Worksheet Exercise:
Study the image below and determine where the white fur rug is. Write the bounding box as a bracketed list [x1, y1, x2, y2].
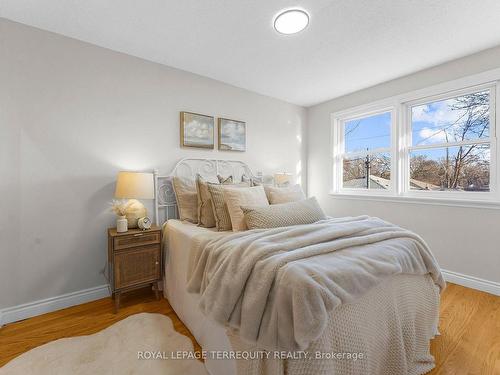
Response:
[0, 313, 208, 375]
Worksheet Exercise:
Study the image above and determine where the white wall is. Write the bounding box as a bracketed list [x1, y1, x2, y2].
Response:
[0, 19, 307, 310]
[308, 46, 500, 284]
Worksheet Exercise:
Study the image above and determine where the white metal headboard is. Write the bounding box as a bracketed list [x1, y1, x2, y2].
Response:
[154, 158, 259, 225]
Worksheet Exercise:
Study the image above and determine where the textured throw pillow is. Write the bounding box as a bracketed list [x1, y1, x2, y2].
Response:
[207, 179, 250, 231]
[195, 174, 218, 228]
[264, 184, 305, 204]
[172, 177, 198, 223]
[217, 175, 233, 184]
[207, 183, 233, 231]
[242, 197, 326, 229]
[223, 185, 269, 231]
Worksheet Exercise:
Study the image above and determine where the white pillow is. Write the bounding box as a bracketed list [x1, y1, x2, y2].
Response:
[264, 184, 305, 204]
[223, 185, 269, 231]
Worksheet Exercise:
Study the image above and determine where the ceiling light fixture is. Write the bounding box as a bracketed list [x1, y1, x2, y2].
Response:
[274, 9, 309, 35]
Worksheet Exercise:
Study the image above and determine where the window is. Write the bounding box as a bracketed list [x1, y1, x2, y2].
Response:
[409, 90, 491, 192]
[331, 80, 498, 204]
[334, 110, 394, 192]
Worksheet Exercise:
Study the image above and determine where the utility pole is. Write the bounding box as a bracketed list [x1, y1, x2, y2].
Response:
[365, 154, 371, 189]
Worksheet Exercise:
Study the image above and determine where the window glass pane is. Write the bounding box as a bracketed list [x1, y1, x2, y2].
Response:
[410, 145, 490, 191]
[343, 153, 391, 189]
[344, 112, 391, 153]
[411, 90, 490, 146]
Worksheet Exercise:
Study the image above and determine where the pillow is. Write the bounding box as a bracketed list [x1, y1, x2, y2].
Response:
[264, 184, 305, 204]
[241, 174, 262, 186]
[223, 185, 269, 231]
[242, 197, 326, 229]
[172, 177, 198, 223]
[207, 180, 251, 231]
[207, 183, 233, 231]
[217, 175, 233, 184]
[195, 174, 218, 228]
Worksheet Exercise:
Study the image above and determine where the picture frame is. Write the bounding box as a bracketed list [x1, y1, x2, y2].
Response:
[218, 118, 246, 152]
[180, 111, 215, 149]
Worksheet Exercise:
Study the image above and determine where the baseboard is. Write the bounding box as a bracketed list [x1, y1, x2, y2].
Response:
[441, 269, 500, 296]
[0, 284, 110, 326]
[1, 269, 499, 326]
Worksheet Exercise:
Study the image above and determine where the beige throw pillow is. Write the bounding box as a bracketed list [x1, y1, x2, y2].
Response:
[207, 180, 251, 231]
[223, 185, 269, 231]
[172, 177, 198, 223]
[264, 184, 305, 204]
[196, 174, 218, 228]
[207, 183, 233, 231]
[242, 197, 326, 229]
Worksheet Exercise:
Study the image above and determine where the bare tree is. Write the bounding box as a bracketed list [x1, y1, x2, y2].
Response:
[446, 92, 489, 189]
[410, 92, 490, 191]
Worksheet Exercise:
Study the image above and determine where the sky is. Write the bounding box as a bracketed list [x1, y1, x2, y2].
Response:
[344, 92, 490, 160]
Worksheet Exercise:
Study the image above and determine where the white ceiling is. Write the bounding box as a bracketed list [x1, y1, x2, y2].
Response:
[2, 0, 500, 107]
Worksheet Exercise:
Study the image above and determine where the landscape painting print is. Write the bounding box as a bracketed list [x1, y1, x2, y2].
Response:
[180, 112, 214, 149]
[218, 118, 246, 151]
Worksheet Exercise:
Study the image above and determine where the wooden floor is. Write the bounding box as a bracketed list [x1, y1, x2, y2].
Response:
[0, 284, 499, 374]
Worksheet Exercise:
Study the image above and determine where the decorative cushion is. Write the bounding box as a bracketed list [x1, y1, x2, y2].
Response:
[207, 183, 233, 231]
[242, 197, 326, 229]
[223, 185, 269, 231]
[207, 179, 251, 231]
[217, 175, 233, 184]
[195, 174, 219, 228]
[264, 184, 305, 204]
[172, 177, 198, 223]
[241, 174, 262, 186]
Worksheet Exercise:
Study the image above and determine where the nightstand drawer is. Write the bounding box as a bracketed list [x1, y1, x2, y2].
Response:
[114, 245, 161, 289]
[113, 231, 160, 250]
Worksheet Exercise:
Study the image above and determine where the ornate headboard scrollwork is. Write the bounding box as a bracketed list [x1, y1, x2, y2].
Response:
[154, 158, 260, 225]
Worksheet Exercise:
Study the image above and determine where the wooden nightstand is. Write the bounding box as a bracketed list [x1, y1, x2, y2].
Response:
[107, 226, 162, 313]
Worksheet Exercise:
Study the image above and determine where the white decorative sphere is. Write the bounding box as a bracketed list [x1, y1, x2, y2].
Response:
[124, 199, 147, 228]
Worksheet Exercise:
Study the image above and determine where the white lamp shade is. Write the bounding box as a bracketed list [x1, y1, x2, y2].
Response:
[114, 172, 154, 199]
[274, 172, 292, 186]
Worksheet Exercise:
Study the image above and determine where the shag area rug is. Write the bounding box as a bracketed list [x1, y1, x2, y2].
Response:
[0, 313, 208, 375]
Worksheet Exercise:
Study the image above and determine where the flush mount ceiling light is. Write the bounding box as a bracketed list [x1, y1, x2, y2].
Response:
[274, 9, 309, 35]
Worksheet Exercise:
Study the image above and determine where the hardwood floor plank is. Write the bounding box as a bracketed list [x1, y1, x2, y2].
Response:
[1, 283, 499, 373]
[0, 287, 202, 367]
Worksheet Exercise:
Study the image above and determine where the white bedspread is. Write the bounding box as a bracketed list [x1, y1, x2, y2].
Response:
[187, 216, 445, 352]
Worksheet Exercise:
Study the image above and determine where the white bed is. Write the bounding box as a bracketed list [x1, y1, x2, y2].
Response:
[157, 159, 443, 375]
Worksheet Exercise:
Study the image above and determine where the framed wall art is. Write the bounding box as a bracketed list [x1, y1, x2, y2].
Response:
[218, 118, 246, 152]
[180, 111, 215, 149]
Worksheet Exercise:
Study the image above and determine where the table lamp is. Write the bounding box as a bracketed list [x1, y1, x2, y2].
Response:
[114, 171, 154, 229]
[274, 172, 292, 187]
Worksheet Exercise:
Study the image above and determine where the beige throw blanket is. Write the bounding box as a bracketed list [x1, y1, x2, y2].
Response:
[187, 216, 445, 351]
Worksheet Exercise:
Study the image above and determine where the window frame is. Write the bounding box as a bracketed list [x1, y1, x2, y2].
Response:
[332, 104, 397, 196]
[402, 84, 496, 201]
[330, 75, 500, 206]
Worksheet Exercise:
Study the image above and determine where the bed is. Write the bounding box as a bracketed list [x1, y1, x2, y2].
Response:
[155, 158, 444, 375]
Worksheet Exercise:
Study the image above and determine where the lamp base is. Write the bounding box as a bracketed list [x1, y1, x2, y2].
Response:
[124, 199, 147, 228]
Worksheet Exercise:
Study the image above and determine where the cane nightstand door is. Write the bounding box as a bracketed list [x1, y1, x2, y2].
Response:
[114, 245, 161, 289]
[108, 226, 162, 313]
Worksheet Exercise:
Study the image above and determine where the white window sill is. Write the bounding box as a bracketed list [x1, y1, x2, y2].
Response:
[328, 192, 500, 210]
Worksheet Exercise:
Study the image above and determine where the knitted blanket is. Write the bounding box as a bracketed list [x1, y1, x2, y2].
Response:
[187, 216, 445, 352]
